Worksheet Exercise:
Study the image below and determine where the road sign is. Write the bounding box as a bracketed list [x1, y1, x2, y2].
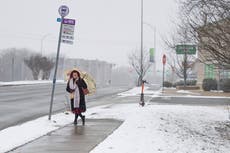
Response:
[58, 5, 69, 17]
[61, 18, 75, 45]
[176, 45, 196, 54]
[149, 48, 155, 63]
[162, 54, 166, 65]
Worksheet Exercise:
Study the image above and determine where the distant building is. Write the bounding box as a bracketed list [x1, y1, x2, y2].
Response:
[0, 54, 113, 87]
[196, 18, 230, 87]
[56, 58, 113, 87]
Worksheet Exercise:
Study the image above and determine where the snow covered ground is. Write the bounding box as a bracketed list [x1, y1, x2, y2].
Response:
[89, 104, 230, 153]
[0, 112, 73, 153]
[177, 90, 198, 94]
[0, 80, 65, 86]
[117, 86, 161, 97]
[1, 104, 229, 153]
[0, 86, 229, 153]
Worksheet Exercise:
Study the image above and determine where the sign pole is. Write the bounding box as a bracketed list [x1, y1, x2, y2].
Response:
[49, 5, 69, 120]
[48, 16, 64, 120]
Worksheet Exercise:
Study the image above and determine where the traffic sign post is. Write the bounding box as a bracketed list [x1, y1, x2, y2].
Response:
[162, 54, 166, 93]
[176, 45, 196, 55]
[49, 5, 70, 120]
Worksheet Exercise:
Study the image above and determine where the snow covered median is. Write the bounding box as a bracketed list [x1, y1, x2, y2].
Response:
[0, 80, 65, 86]
[89, 104, 230, 153]
[117, 86, 161, 97]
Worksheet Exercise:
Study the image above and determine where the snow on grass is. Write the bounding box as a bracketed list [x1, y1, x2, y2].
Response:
[118, 86, 161, 97]
[89, 104, 230, 153]
[177, 90, 197, 94]
[211, 90, 224, 93]
[0, 80, 65, 86]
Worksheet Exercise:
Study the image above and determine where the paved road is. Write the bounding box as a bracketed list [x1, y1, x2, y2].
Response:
[0, 83, 130, 130]
[150, 96, 230, 106]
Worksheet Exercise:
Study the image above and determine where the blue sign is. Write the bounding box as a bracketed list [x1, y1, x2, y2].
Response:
[57, 18, 62, 22]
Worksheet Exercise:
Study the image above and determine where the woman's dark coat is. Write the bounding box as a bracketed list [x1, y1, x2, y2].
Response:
[66, 78, 87, 113]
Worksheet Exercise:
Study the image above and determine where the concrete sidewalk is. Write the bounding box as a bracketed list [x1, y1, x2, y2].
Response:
[9, 119, 122, 153]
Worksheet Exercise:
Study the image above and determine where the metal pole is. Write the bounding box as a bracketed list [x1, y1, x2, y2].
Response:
[40, 34, 50, 55]
[162, 64, 165, 93]
[154, 27, 156, 55]
[183, 51, 187, 88]
[153, 26, 156, 75]
[140, 0, 144, 83]
[48, 17, 63, 120]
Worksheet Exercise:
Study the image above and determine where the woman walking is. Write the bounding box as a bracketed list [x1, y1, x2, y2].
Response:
[66, 70, 88, 125]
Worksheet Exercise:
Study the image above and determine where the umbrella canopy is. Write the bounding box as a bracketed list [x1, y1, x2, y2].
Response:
[65, 68, 96, 95]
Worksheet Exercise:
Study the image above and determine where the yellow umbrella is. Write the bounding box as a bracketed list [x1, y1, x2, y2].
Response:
[66, 68, 96, 95]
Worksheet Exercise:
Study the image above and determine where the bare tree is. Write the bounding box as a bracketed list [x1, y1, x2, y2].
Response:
[40, 56, 55, 80]
[24, 54, 42, 80]
[128, 49, 151, 86]
[164, 21, 197, 87]
[167, 51, 196, 86]
[24, 54, 54, 80]
[0, 48, 31, 81]
[179, 0, 230, 68]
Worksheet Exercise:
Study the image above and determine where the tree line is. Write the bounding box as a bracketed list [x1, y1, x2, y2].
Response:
[0, 48, 54, 81]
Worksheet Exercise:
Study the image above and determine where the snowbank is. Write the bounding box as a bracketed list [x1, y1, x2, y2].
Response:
[118, 86, 161, 97]
[0, 80, 65, 86]
[177, 90, 196, 94]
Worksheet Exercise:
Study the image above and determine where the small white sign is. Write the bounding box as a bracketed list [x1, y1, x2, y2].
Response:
[61, 18, 75, 45]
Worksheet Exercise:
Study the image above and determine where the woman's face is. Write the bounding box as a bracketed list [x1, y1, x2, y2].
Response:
[72, 72, 79, 79]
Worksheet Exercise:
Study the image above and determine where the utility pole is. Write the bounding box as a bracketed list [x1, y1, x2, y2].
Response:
[40, 34, 50, 55]
[140, 0, 144, 85]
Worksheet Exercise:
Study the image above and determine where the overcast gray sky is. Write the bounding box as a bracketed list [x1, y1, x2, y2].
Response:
[0, 0, 178, 67]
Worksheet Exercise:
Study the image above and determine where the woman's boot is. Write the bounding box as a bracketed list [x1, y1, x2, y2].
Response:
[82, 116, 85, 126]
[74, 114, 78, 125]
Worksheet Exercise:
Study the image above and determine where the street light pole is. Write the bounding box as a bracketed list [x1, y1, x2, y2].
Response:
[40, 34, 50, 55]
[140, 0, 144, 83]
[143, 22, 156, 50]
[143, 22, 156, 76]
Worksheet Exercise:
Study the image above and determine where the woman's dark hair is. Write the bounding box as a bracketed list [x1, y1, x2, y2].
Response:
[70, 70, 81, 78]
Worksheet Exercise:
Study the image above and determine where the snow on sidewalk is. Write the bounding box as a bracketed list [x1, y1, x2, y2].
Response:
[0, 80, 65, 86]
[89, 104, 230, 153]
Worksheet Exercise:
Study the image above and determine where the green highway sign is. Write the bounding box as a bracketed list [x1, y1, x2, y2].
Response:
[176, 45, 196, 55]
